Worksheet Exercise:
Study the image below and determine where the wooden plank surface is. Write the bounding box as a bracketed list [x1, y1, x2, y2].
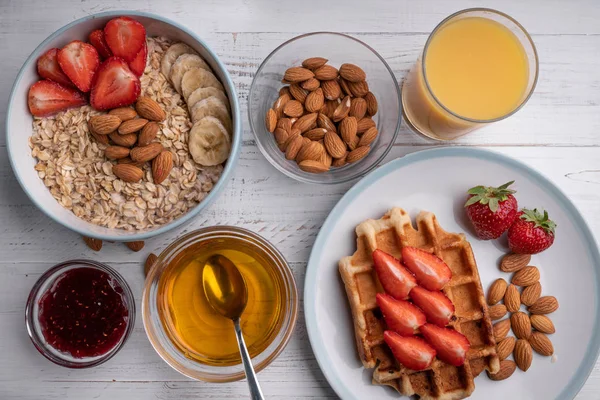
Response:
[1, 0, 599, 399]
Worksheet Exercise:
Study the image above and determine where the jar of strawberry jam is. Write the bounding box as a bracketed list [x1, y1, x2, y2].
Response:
[25, 260, 135, 368]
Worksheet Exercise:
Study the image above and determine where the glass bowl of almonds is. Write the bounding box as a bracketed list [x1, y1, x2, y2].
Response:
[249, 32, 402, 184]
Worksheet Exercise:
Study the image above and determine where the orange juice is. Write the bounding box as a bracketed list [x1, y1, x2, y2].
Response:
[402, 10, 537, 140]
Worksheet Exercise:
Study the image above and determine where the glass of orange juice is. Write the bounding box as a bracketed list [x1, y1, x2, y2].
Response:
[402, 8, 538, 140]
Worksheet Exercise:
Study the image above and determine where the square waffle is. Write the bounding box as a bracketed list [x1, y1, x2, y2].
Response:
[339, 208, 500, 400]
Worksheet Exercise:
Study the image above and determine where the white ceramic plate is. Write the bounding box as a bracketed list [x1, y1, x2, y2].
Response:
[305, 147, 600, 400]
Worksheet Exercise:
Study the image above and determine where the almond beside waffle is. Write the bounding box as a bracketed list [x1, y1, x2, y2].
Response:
[266, 58, 379, 173]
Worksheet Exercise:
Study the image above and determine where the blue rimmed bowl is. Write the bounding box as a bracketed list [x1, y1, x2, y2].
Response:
[6, 11, 241, 241]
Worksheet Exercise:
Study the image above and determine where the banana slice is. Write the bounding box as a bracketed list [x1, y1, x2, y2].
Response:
[181, 68, 224, 102]
[189, 96, 232, 133]
[170, 54, 212, 94]
[189, 116, 231, 166]
[160, 43, 198, 80]
[188, 87, 230, 112]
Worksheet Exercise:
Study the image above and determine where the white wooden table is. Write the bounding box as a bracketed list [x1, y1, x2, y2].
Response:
[1, 1, 600, 399]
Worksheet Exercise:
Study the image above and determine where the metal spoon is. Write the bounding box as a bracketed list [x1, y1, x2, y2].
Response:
[202, 254, 265, 400]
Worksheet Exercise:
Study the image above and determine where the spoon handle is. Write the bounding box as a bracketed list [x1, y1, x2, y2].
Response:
[233, 318, 265, 400]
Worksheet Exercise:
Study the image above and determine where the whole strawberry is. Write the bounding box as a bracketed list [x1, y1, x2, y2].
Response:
[508, 208, 556, 254]
[464, 181, 518, 239]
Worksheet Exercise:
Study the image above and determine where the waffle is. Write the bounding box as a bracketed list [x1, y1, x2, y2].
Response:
[339, 208, 499, 400]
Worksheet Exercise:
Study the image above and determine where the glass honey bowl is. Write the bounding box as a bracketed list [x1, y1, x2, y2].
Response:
[142, 226, 298, 382]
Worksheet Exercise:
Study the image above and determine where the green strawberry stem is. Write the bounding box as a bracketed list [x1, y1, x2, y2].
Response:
[520, 208, 557, 234]
[464, 181, 516, 212]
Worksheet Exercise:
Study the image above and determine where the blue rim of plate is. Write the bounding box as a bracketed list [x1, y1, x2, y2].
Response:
[304, 146, 600, 400]
[5, 10, 242, 241]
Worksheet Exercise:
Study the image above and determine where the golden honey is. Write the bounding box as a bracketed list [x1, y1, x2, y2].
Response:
[156, 238, 286, 366]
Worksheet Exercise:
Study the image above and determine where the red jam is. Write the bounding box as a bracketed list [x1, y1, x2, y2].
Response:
[38, 267, 129, 358]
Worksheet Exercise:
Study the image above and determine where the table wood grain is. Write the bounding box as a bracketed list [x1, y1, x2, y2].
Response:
[1, 1, 599, 399]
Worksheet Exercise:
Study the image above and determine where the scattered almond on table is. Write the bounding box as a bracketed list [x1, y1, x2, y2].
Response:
[265, 58, 379, 173]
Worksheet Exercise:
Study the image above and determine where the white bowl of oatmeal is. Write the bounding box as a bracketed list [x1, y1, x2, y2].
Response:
[6, 11, 241, 241]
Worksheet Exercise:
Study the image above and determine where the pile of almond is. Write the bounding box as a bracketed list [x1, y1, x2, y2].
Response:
[265, 57, 379, 173]
[88, 96, 173, 184]
[487, 253, 559, 381]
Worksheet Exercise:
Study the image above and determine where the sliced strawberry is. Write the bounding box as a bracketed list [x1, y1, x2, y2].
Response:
[410, 286, 455, 327]
[128, 41, 147, 77]
[90, 57, 140, 110]
[89, 29, 112, 59]
[104, 17, 146, 62]
[372, 249, 417, 300]
[420, 324, 470, 367]
[57, 40, 100, 92]
[401, 247, 452, 291]
[383, 331, 436, 371]
[37, 48, 75, 88]
[28, 80, 87, 117]
[377, 293, 425, 336]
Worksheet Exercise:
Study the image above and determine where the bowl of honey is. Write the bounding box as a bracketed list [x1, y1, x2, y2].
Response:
[142, 226, 298, 382]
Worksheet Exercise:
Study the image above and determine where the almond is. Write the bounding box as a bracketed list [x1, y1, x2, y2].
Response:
[319, 148, 332, 167]
[83, 236, 102, 251]
[304, 128, 327, 141]
[90, 129, 109, 145]
[289, 84, 308, 103]
[358, 127, 378, 146]
[332, 151, 347, 166]
[314, 64, 338, 80]
[324, 131, 346, 159]
[266, 108, 277, 132]
[348, 80, 369, 97]
[273, 93, 291, 117]
[349, 97, 367, 119]
[130, 142, 164, 163]
[364, 91, 378, 115]
[529, 296, 559, 315]
[105, 146, 130, 160]
[339, 116, 358, 145]
[109, 107, 137, 121]
[89, 115, 121, 135]
[145, 253, 158, 276]
[277, 118, 293, 133]
[118, 118, 148, 135]
[493, 319, 511, 342]
[504, 284, 521, 313]
[500, 253, 530, 272]
[521, 282, 542, 306]
[339, 78, 353, 97]
[512, 266, 540, 287]
[138, 122, 159, 147]
[283, 100, 304, 118]
[332, 95, 351, 122]
[317, 113, 337, 132]
[529, 331, 554, 356]
[294, 113, 318, 133]
[279, 86, 291, 97]
[274, 128, 289, 145]
[298, 160, 329, 173]
[136, 96, 166, 121]
[296, 141, 321, 163]
[126, 241, 145, 252]
[324, 100, 339, 119]
[339, 63, 366, 82]
[514, 339, 533, 371]
[530, 314, 555, 334]
[496, 336, 516, 361]
[285, 135, 304, 160]
[487, 360, 516, 381]
[302, 57, 328, 70]
[109, 132, 137, 147]
[489, 304, 507, 321]
[305, 88, 325, 113]
[357, 117, 376, 133]
[284, 67, 314, 83]
[117, 157, 144, 167]
[152, 150, 173, 184]
[112, 164, 143, 183]
[348, 135, 360, 151]
[511, 311, 532, 339]
[346, 146, 370, 163]
[487, 278, 508, 305]
[321, 79, 342, 100]
[301, 78, 321, 91]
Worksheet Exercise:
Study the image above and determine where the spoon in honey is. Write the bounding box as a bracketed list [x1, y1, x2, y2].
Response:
[202, 254, 265, 400]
